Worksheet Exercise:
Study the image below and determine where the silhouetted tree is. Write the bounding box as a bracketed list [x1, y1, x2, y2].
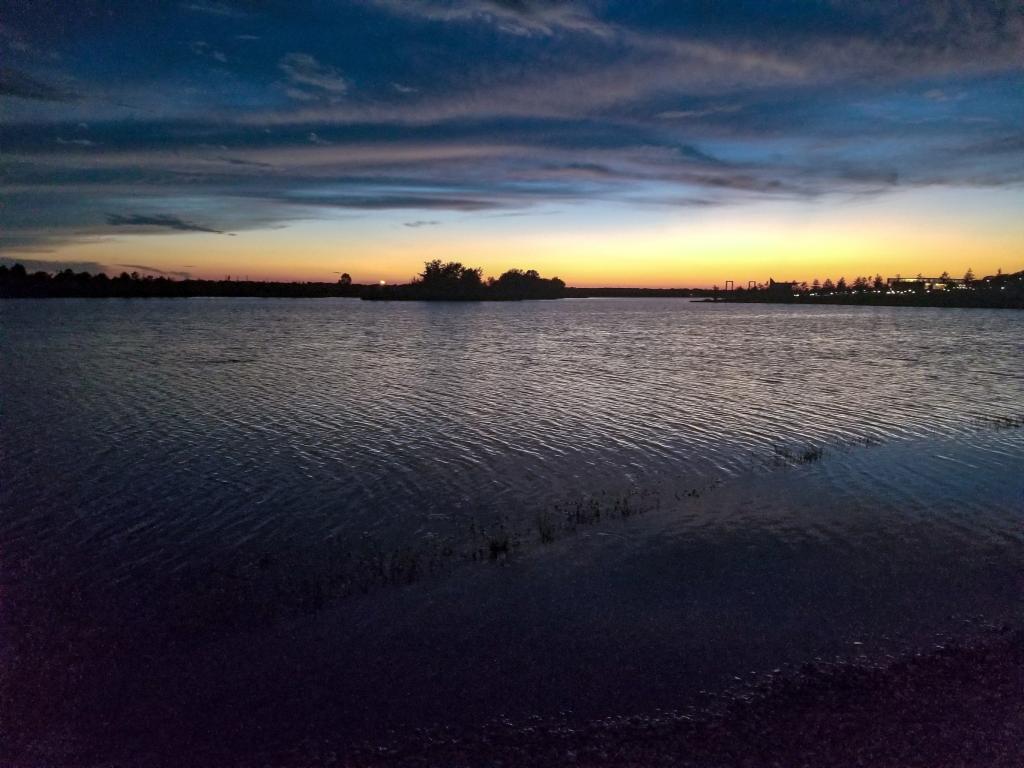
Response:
[460, 266, 483, 288]
[338, 272, 352, 286]
[412, 260, 485, 299]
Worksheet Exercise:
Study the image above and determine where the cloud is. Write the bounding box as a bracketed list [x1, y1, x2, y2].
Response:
[285, 87, 319, 102]
[366, 0, 612, 37]
[262, 0, 1023, 129]
[279, 53, 348, 98]
[284, 195, 505, 211]
[190, 41, 229, 63]
[181, 2, 250, 19]
[3, 0, 1023, 256]
[403, 220, 440, 227]
[0, 68, 75, 102]
[658, 105, 742, 120]
[116, 263, 193, 278]
[217, 155, 274, 168]
[105, 213, 229, 234]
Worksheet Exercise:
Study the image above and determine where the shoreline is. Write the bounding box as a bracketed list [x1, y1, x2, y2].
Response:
[4, 291, 1022, 308]
[706, 294, 1024, 309]
[335, 626, 1023, 768]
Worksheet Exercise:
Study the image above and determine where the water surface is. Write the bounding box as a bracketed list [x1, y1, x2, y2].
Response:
[2, 298, 1022, 763]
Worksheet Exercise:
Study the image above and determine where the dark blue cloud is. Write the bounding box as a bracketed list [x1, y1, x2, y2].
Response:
[0, 69, 76, 102]
[105, 213, 230, 234]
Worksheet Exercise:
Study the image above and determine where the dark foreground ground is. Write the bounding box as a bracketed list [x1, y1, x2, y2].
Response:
[273, 627, 1022, 768]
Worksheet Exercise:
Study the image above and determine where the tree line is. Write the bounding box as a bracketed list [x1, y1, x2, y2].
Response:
[0, 260, 565, 301]
[738, 268, 989, 294]
[0, 264, 360, 299]
[720, 267, 1024, 308]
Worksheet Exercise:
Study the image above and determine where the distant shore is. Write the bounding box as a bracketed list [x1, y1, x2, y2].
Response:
[707, 288, 1023, 309]
[0, 262, 712, 301]
[702, 270, 1024, 308]
[2, 261, 1021, 307]
[5, 283, 1020, 307]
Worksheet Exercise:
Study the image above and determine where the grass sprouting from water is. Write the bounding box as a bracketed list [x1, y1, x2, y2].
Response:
[162, 415, 1024, 632]
[977, 414, 1024, 431]
[772, 443, 825, 466]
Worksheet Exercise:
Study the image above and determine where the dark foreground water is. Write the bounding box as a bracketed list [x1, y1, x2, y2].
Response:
[2, 298, 1022, 765]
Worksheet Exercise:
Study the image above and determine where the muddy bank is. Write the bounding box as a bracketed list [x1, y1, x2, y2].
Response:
[332, 627, 1022, 768]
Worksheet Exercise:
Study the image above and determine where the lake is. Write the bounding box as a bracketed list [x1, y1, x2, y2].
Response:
[2, 298, 1022, 764]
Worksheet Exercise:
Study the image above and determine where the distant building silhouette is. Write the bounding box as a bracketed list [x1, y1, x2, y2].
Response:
[767, 278, 796, 297]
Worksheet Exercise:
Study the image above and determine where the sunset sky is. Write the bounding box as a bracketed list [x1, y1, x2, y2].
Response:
[2, 1, 1022, 287]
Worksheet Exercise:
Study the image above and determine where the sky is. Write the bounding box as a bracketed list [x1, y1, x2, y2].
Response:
[1, 0, 1022, 287]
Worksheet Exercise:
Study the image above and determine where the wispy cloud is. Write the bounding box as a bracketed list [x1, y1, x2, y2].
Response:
[106, 213, 230, 234]
[279, 53, 348, 100]
[658, 105, 742, 120]
[180, 1, 250, 19]
[0, 68, 75, 102]
[285, 195, 505, 211]
[116, 263, 193, 277]
[366, 0, 612, 37]
[403, 220, 440, 227]
[190, 41, 228, 63]
[217, 155, 274, 168]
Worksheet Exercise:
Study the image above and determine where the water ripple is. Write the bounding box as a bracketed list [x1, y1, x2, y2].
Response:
[2, 298, 1022, 586]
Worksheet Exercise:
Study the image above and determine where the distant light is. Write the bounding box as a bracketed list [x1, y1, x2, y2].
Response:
[379, 280, 386, 285]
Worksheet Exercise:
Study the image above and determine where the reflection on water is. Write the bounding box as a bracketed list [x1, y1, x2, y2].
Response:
[1, 298, 1022, 763]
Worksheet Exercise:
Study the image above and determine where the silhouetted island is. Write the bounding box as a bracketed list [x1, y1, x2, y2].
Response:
[362, 260, 566, 301]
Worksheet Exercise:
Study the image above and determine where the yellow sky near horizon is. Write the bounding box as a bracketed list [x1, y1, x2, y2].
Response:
[21, 187, 1023, 288]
